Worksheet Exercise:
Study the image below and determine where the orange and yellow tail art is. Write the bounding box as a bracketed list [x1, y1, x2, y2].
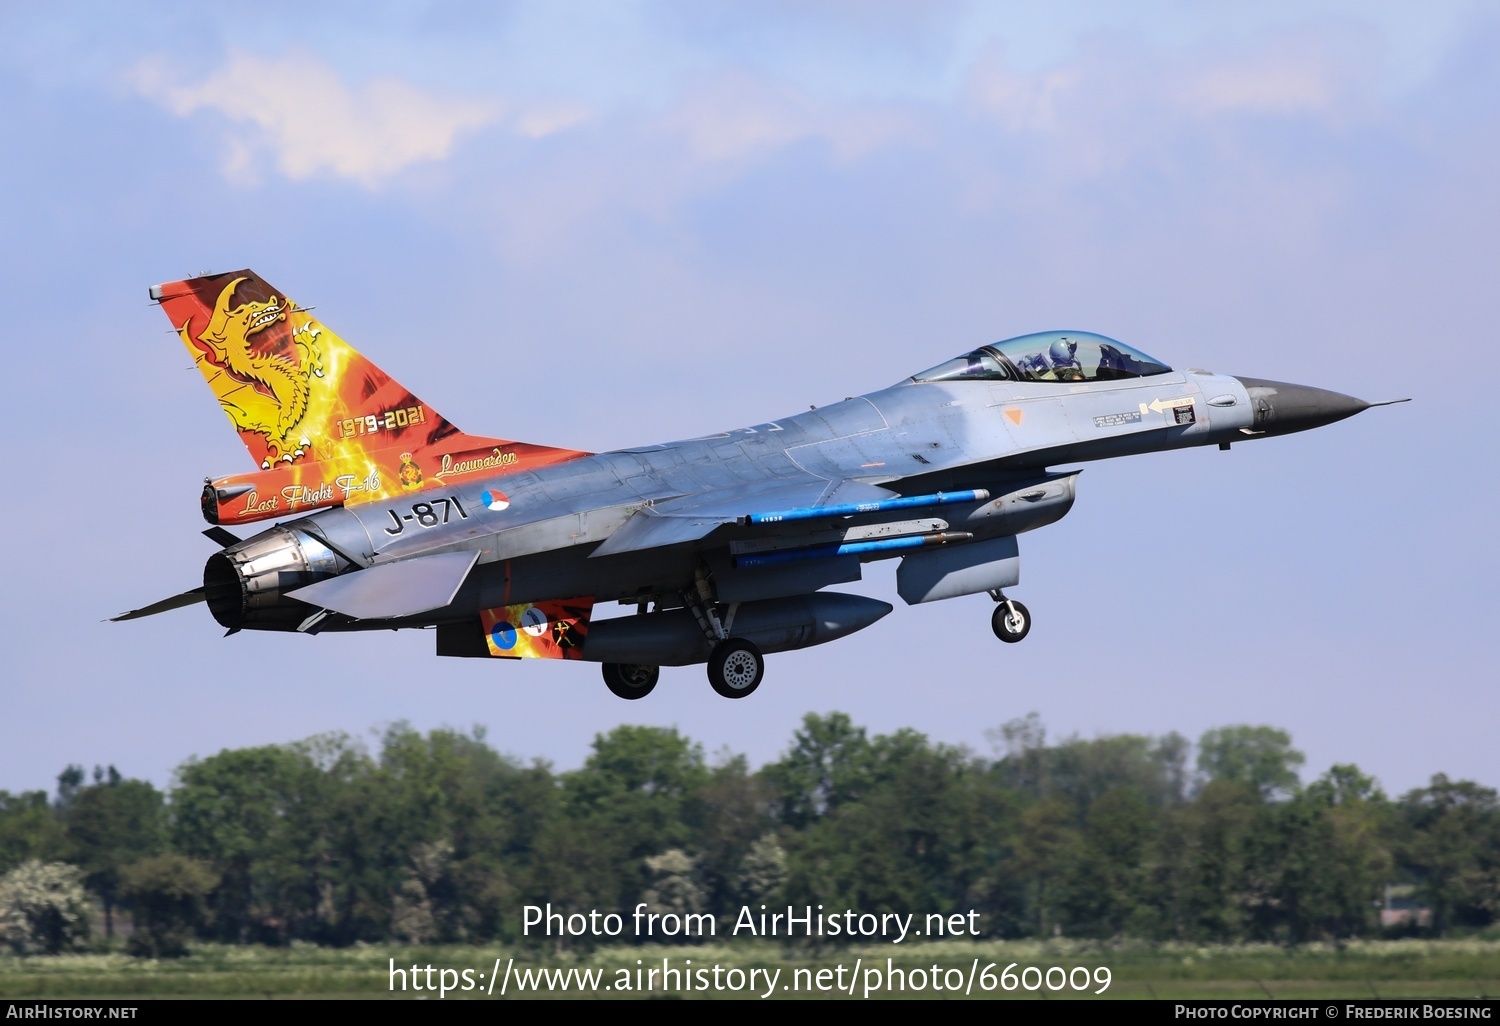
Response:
[152, 270, 589, 525]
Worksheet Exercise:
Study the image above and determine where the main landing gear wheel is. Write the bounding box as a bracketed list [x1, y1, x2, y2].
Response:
[991, 600, 1031, 643]
[602, 663, 659, 700]
[707, 639, 764, 699]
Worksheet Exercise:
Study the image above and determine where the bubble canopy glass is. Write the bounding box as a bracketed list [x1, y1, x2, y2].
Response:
[912, 331, 1172, 384]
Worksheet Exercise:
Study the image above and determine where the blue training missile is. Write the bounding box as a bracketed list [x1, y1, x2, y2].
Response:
[734, 531, 974, 568]
[739, 489, 991, 526]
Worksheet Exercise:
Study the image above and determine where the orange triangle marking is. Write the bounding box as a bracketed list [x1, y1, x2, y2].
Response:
[1004, 408, 1024, 426]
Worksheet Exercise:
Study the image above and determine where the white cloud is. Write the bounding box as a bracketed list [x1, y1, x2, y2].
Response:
[515, 104, 594, 139]
[130, 51, 499, 186]
[967, 55, 1080, 132]
[1186, 47, 1344, 116]
[663, 71, 913, 164]
[954, 30, 1378, 194]
[967, 32, 1366, 133]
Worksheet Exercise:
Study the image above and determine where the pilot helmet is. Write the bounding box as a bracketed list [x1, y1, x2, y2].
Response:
[1048, 336, 1078, 365]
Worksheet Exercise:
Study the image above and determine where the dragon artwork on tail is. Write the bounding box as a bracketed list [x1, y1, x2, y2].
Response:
[153, 268, 590, 526]
[182, 277, 325, 468]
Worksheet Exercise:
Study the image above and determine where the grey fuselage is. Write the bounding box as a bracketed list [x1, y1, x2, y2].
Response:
[248, 366, 1267, 632]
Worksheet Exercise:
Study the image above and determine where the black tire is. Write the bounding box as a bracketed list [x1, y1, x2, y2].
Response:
[707, 639, 764, 699]
[602, 663, 659, 700]
[991, 600, 1031, 643]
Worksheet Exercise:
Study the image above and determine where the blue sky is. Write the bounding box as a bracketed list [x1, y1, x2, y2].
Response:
[1, 2, 1495, 796]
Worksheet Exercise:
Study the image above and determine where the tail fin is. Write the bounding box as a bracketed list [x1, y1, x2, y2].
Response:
[153, 270, 589, 525]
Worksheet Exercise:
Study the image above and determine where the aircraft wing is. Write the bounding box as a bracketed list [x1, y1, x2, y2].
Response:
[590, 478, 897, 557]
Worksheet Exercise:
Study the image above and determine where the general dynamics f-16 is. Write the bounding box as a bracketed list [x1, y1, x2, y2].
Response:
[116, 270, 1404, 699]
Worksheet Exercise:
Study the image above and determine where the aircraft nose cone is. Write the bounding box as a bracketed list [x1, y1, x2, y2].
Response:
[1233, 377, 1371, 436]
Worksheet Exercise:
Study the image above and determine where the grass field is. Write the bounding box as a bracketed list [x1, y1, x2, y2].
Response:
[2, 940, 1497, 999]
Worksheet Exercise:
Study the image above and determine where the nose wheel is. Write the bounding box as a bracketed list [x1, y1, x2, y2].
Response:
[708, 638, 764, 698]
[602, 662, 659, 700]
[991, 597, 1031, 643]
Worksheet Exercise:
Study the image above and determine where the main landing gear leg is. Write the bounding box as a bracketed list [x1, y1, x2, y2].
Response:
[683, 572, 763, 699]
[989, 590, 1031, 644]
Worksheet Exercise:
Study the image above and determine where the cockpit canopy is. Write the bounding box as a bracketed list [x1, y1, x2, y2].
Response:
[912, 331, 1172, 385]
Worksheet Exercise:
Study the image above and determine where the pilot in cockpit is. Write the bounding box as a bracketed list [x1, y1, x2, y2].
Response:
[1048, 336, 1084, 381]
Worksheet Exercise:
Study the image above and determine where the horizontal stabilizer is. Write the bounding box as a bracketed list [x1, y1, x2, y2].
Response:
[110, 587, 205, 622]
[287, 550, 479, 620]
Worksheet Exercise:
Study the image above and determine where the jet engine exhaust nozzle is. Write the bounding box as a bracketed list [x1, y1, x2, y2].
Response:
[203, 525, 347, 630]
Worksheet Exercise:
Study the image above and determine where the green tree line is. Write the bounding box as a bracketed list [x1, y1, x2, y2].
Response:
[1, 715, 1495, 955]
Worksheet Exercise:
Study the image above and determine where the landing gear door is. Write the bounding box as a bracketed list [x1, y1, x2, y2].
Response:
[896, 535, 1020, 605]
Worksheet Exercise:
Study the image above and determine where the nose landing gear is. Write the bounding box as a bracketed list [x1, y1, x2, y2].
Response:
[990, 592, 1031, 643]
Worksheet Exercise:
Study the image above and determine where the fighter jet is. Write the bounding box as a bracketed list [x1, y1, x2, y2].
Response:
[116, 269, 1405, 699]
